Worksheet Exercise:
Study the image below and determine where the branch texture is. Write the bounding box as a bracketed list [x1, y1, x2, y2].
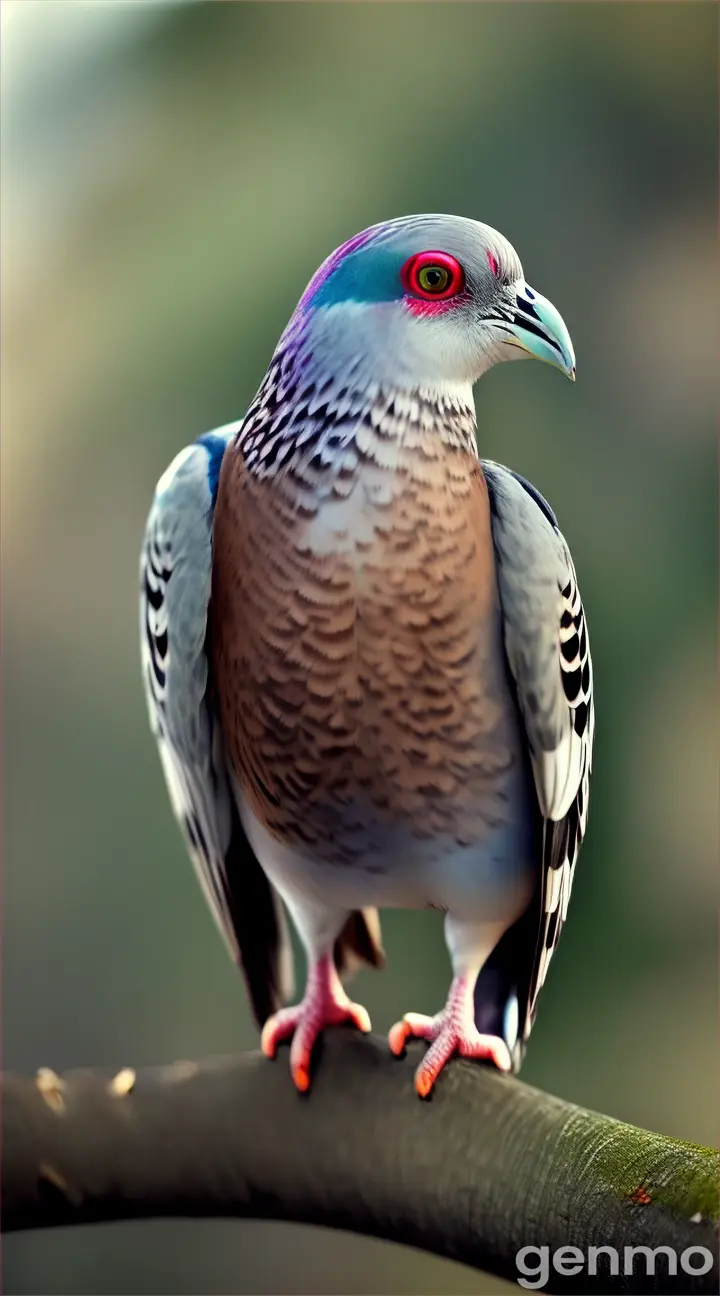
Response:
[2, 1034, 718, 1294]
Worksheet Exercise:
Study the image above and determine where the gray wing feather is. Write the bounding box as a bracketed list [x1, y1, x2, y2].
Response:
[140, 431, 294, 1020]
[483, 460, 594, 1051]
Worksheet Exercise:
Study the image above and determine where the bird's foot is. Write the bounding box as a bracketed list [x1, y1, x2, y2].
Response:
[389, 974, 511, 1097]
[261, 953, 371, 1093]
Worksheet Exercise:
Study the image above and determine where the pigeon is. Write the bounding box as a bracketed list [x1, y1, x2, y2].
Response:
[140, 215, 593, 1098]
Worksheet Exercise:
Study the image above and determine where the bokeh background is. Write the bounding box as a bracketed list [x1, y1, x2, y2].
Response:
[2, 3, 717, 1294]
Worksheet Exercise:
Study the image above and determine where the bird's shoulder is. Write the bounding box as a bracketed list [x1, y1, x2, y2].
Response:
[481, 459, 559, 533]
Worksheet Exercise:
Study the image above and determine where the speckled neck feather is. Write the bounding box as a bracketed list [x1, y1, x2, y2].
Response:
[235, 324, 479, 495]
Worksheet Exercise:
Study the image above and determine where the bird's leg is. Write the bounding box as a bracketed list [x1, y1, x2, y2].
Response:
[261, 896, 371, 1093]
[389, 915, 512, 1097]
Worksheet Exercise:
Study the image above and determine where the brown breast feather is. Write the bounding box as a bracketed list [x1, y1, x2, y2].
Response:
[211, 413, 518, 862]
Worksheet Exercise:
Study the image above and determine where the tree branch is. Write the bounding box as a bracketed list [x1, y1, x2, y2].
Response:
[2, 1034, 717, 1294]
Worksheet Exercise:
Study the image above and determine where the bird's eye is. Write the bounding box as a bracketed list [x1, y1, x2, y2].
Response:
[401, 251, 465, 301]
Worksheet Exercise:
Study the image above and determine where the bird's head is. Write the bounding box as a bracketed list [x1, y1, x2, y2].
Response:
[291, 214, 575, 392]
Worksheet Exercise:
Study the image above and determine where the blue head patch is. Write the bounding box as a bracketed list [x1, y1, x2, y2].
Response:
[309, 245, 407, 308]
[298, 223, 411, 311]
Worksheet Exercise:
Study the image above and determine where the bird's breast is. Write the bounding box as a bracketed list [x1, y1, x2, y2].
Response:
[211, 432, 527, 865]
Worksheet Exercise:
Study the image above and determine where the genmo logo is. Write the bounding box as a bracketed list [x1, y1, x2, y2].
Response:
[515, 1243, 715, 1289]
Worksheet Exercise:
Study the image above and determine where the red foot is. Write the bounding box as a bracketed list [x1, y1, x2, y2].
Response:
[261, 953, 371, 1092]
[389, 976, 511, 1097]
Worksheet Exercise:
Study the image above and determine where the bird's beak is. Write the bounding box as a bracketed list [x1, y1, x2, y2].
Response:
[503, 283, 576, 380]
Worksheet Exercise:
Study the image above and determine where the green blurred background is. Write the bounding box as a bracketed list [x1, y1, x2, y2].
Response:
[2, 3, 717, 1293]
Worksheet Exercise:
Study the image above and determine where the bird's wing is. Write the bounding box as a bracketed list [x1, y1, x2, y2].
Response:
[140, 424, 294, 1025]
[481, 460, 594, 1063]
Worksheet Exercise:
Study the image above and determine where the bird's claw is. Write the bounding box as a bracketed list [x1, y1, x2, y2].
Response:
[262, 958, 371, 1093]
[389, 1010, 511, 1097]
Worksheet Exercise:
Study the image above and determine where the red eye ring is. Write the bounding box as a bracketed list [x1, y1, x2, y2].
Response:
[401, 251, 465, 301]
[487, 251, 500, 277]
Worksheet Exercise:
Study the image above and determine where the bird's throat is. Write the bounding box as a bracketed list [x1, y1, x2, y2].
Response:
[236, 337, 478, 489]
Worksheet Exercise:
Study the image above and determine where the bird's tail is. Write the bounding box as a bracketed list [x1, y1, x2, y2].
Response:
[334, 907, 385, 979]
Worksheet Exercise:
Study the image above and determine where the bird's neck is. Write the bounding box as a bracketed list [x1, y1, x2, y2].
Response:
[238, 331, 478, 481]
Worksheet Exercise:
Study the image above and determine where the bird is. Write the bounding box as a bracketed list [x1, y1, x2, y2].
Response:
[140, 214, 593, 1099]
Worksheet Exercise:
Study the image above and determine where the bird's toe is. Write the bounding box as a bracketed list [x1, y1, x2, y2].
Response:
[388, 1013, 437, 1056]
